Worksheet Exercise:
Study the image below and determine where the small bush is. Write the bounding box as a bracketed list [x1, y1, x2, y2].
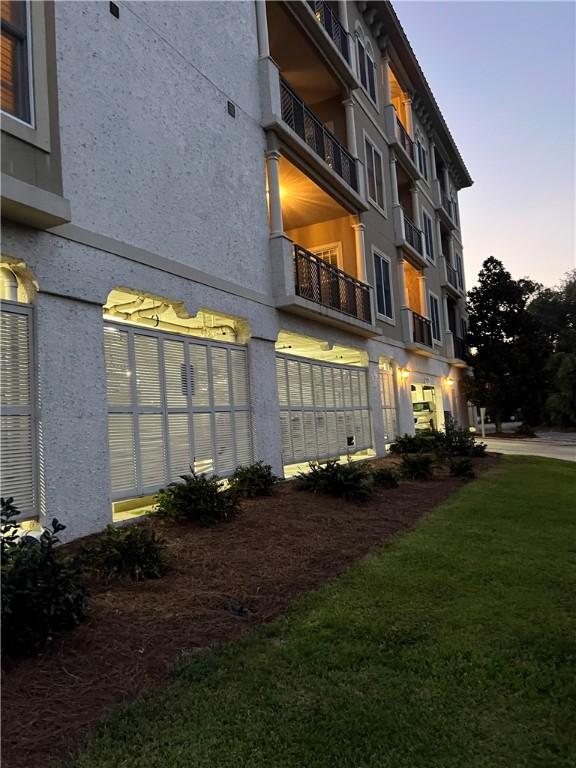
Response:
[155, 470, 239, 527]
[229, 461, 278, 498]
[515, 423, 537, 438]
[400, 454, 434, 481]
[471, 442, 488, 457]
[1, 497, 88, 658]
[448, 457, 475, 479]
[80, 524, 167, 582]
[372, 466, 399, 489]
[389, 432, 442, 455]
[297, 460, 374, 502]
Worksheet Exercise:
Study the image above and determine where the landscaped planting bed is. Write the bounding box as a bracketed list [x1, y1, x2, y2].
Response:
[1, 455, 497, 768]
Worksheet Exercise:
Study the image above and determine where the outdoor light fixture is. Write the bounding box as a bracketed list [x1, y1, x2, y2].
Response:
[399, 368, 409, 380]
[446, 376, 454, 387]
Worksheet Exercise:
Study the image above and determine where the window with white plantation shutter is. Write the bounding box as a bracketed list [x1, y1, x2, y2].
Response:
[0, 303, 37, 519]
[276, 354, 372, 465]
[379, 361, 398, 444]
[104, 324, 253, 500]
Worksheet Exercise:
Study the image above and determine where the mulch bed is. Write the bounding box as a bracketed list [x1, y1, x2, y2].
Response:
[2, 455, 500, 768]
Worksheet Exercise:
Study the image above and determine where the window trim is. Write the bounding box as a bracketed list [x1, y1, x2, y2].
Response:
[1, 0, 51, 152]
[421, 208, 435, 263]
[428, 290, 442, 343]
[311, 242, 343, 270]
[363, 132, 386, 216]
[372, 247, 395, 324]
[355, 26, 378, 108]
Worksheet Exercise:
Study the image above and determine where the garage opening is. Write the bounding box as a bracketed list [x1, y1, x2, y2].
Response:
[410, 381, 445, 432]
[103, 290, 253, 519]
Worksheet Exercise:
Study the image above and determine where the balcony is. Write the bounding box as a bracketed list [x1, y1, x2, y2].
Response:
[412, 311, 433, 347]
[293, 244, 371, 323]
[445, 331, 468, 367]
[383, 105, 420, 178]
[393, 206, 427, 267]
[401, 307, 434, 355]
[280, 79, 358, 192]
[307, 0, 350, 64]
[431, 179, 456, 228]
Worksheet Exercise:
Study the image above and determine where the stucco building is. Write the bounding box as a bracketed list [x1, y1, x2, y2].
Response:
[1, 0, 473, 539]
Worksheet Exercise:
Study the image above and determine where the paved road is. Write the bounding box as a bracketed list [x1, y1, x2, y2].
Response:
[481, 436, 576, 463]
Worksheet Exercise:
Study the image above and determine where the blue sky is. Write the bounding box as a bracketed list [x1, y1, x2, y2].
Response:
[393, 0, 575, 288]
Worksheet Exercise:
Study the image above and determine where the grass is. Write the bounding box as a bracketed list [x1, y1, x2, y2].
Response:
[67, 457, 576, 768]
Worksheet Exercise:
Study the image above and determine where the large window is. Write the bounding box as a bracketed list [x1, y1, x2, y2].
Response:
[276, 355, 372, 465]
[356, 36, 377, 104]
[1, 0, 31, 124]
[373, 250, 393, 321]
[364, 136, 385, 211]
[104, 325, 253, 499]
[429, 292, 442, 342]
[422, 210, 435, 262]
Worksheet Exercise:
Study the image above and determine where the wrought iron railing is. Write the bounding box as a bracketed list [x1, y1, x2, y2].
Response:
[293, 244, 372, 323]
[396, 117, 415, 163]
[307, 0, 351, 63]
[453, 336, 467, 361]
[280, 79, 358, 191]
[403, 211, 423, 254]
[412, 311, 433, 347]
[445, 259, 458, 288]
[441, 190, 453, 219]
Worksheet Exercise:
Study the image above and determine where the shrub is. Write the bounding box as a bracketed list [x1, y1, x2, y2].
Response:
[371, 466, 399, 489]
[297, 460, 374, 502]
[515, 423, 537, 438]
[1, 497, 88, 658]
[471, 442, 488, 457]
[80, 524, 167, 582]
[400, 454, 434, 481]
[155, 470, 239, 527]
[389, 432, 442, 455]
[448, 457, 475, 479]
[228, 461, 278, 498]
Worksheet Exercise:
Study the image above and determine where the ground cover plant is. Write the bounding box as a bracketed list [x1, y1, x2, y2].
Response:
[1, 498, 88, 659]
[448, 456, 475, 479]
[64, 457, 576, 768]
[400, 453, 434, 480]
[155, 469, 239, 526]
[78, 524, 167, 582]
[297, 459, 374, 502]
[228, 461, 278, 498]
[371, 466, 399, 488]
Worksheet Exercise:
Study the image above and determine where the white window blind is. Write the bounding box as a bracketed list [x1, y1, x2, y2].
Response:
[0, 303, 36, 518]
[379, 361, 398, 444]
[104, 324, 253, 500]
[276, 354, 372, 465]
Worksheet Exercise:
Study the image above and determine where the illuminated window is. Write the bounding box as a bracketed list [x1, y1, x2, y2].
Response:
[364, 136, 384, 211]
[1, 0, 31, 124]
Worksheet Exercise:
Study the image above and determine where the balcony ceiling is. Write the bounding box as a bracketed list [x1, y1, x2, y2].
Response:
[279, 156, 348, 230]
[267, 2, 342, 105]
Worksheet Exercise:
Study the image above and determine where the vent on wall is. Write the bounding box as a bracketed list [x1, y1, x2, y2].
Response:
[110, 2, 119, 18]
[227, 101, 236, 118]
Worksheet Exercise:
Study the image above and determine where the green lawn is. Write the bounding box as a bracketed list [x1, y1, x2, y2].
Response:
[68, 457, 576, 768]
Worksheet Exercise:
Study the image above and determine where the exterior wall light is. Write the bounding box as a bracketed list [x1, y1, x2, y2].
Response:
[399, 368, 409, 380]
[446, 376, 454, 387]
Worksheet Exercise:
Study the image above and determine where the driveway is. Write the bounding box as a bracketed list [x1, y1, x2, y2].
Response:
[481, 432, 576, 463]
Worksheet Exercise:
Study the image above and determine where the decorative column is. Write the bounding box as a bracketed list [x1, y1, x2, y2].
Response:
[403, 95, 413, 136]
[265, 148, 283, 236]
[342, 96, 358, 158]
[352, 220, 367, 281]
[367, 359, 387, 457]
[255, 0, 270, 58]
[389, 152, 399, 206]
[443, 166, 450, 194]
[436, 218, 443, 256]
[410, 184, 421, 227]
[429, 140, 437, 180]
[418, 272, 427, 317]
[338, 0, 350, 31]
[382, 54, 392, 106]
[247, 337, 284, 477]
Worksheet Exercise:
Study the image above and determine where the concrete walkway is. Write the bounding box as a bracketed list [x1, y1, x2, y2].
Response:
[481, 433, 576, 463]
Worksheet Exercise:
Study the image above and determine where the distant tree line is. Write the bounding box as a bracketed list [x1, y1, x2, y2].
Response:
[463, 256, 576, 432]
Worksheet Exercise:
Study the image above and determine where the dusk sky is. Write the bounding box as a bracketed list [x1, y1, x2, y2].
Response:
[393, 0, 575, 289]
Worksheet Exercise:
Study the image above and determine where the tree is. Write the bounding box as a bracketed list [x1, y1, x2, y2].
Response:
[463, 257, 551, 432]
[529, 271, 576, 427]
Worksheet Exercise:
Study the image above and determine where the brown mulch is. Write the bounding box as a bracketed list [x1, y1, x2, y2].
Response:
[1, 455, 500, 768]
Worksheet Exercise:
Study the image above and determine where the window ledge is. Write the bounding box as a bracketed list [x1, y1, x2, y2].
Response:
[1, 172, 71, 229]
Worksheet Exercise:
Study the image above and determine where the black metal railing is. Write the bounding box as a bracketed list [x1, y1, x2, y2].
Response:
[293, 244, 372, 323]
[396, 117, 415, 162]
[453, 336, 467, 361]
[280, 79, 358, 191]
[403, 211, 423, 254]
[412, 311, 433, 347]
[441, 190, 453, 218]
[445, 259, 458, 288]
[307, 0, 351, 63]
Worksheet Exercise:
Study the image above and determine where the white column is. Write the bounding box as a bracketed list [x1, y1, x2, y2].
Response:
[352, 220, 367, 281]
[410, 184, 421, 227]
[35, 293, 112, 541]
[389, 152, 399, 206]
[342, 97, 358, 158]
[436, 218, 443, 257]
[338, 0, 350, 32]
[404, 96, 413, 136]
[266, 149, 283, 236]
[255, 0, 270, 58]
[367, 360, 387, 457]
[418, 272, 427, 316]
[247, 337, 284, 477]
[382, 55, 392, 105]
[443, 166, 450, 194]
[430, 141, 437, 180]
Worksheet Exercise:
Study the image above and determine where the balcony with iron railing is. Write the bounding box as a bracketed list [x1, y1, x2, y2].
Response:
[396, 118, 415, 164]
[293, 244, 372, 323]
[307, 0, 351, 63]
[280, 79, 358, 192]
[403, 211, 423, 255]
[411, 310, 433, 348]
[453, 335, 467, 361]
[444, 259, 458, 289]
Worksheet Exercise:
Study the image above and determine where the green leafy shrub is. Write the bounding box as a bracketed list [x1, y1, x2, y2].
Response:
[155, 470, 239, 527]
[400, 454, 434, 481]
[297, 460, 374, 502]
[389, 431, 442, 455]
[371, 466, 399, 489]
[228, 461, 278, 498]
[80, 524, 167, 582]
[448, 457, 475, 479]
[1, 497, 88, 658]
